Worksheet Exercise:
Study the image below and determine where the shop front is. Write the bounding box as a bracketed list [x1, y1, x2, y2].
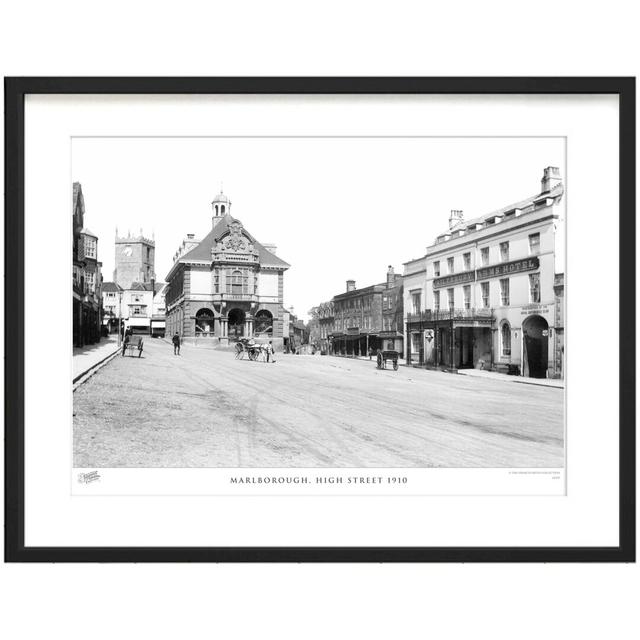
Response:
[329, 330, 380, 357]
[406, 309, 494, 370]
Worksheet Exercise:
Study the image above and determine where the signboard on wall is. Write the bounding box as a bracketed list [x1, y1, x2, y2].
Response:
[476, 257, 539, 281]
[433, 271, 475, 289]
[521, 304, 550, 316]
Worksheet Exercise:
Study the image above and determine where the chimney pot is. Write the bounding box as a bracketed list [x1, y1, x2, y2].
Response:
[541, 166, 562, 193]
[448, 209, 464, 231]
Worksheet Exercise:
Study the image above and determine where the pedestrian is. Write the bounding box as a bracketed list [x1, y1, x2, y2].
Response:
[172, 332, 181, 355]
[266, 340, 276, 363]
[121, 332, 129, 357]
[368, 347, 373, 360]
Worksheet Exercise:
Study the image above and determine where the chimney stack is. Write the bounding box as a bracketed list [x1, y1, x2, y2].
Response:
[448, 209, 464, 231]
[386, 265, 395, 288]
[263, 243, 277, 255]
[346, 279, 356, 292]
[541, 166, 562, 193]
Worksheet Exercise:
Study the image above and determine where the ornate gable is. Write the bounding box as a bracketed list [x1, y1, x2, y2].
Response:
[213, 220, 259, 265]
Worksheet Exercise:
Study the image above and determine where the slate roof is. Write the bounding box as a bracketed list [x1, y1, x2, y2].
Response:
[126, 281, 165, 292]
[73, 182, 84, 214]
[179, 214, 290, 269]
[434, 183, 564, 241]
[102, 281, 122, 293]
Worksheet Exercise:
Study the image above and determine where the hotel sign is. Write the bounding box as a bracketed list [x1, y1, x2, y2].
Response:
[433, 271, 475, 289]
[476, 257, 539, 281]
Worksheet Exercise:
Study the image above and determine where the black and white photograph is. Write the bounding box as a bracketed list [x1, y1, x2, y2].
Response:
[72, 136, 566, 474]
[6, 78, 632, 564]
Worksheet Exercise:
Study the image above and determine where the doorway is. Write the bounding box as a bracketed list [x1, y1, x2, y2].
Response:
[227, 308, 246, 338]
[522, 315, 549, 378]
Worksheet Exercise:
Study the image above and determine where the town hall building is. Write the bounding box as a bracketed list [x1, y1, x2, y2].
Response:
[164, 190, 290, 349]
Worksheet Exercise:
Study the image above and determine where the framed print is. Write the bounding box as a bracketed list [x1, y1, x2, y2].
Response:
[4, 77, 635, 562]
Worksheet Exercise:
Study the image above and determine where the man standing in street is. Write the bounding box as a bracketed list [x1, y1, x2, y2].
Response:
[121, 331, 130, 357]
[266, 340, 276, 363]
[172, 332, 181, 356]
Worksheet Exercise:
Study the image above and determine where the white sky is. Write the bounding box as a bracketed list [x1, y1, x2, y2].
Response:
[72, 137, 564, 320]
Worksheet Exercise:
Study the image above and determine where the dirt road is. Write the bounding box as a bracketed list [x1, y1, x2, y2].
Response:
[73, 339, 564, 468]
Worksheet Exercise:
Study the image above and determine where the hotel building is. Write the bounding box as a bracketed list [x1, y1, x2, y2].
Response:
[404, 166, 565, 379]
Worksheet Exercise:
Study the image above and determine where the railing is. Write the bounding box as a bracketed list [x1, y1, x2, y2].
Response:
[406, 308, 494, 323]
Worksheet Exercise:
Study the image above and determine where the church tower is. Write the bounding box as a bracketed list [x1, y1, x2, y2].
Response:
[113, 229, 156, 289]
[211, 189, 231, 228]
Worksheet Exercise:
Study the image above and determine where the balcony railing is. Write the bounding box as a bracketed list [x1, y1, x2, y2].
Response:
[406, 308, 494, 323]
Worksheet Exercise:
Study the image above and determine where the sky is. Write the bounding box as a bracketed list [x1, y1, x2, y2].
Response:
[72, 137, 564, 320]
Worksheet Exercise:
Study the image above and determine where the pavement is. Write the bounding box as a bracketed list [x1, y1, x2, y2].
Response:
[457, 368, 564, 389]
[73, 339, 564, 469]
[73, 335, 120, 380]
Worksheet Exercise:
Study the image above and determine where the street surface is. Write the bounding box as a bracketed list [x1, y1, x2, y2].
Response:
[73, 339, 564, 468]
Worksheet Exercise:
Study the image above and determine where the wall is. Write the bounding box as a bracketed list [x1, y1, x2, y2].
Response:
[258, 271, 279, 300]
[190, 268, 212, 295]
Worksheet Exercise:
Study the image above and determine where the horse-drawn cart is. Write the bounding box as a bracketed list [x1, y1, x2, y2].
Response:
[376, 349, 399, 371]
[235, 338, 264, 361]
[122, 335, 144, 357]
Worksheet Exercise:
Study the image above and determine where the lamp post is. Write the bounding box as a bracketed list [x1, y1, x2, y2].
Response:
[117, 289, 123, 347]
[149, 272, 156, 337]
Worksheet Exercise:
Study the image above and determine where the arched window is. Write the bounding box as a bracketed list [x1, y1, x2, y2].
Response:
[195, 308, 214, 335]
[501, 322, 511, 356]
[255, 309, 273, 335]
[231, 270, 243, 295]
[221, 205, 225, 214]
[215, 204, 219, 215]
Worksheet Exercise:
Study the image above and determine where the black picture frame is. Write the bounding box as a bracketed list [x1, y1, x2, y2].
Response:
[4, 77, 635, 563]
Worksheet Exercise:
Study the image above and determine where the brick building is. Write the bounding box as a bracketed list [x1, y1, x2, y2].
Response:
[165, 190, 290, 349]
[327, 266, 404, 356]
